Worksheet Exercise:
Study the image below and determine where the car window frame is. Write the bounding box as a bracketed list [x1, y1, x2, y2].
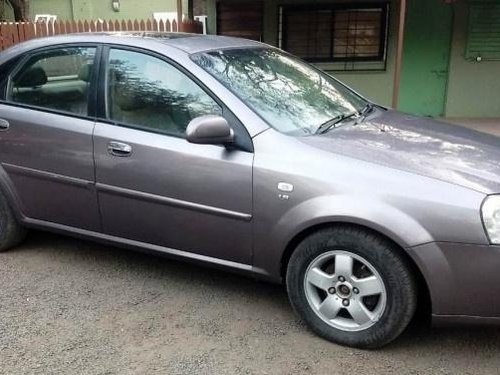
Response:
[97, 44, 254, 153]
[1, 43, 102, 121]
[0, 55, 23, 98]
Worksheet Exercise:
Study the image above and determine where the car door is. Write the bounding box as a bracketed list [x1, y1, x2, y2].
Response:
[93, 47, 254, 264]
[0, 45, 100, 231]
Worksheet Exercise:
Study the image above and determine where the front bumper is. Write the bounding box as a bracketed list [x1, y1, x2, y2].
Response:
[408, 242, 500, 322]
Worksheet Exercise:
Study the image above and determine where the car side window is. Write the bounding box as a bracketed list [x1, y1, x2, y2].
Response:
[7, 47, 96, 116]
[107, 49, 222, 136]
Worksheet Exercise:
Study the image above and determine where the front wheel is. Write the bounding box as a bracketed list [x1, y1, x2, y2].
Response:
[286, 226, 417, 349]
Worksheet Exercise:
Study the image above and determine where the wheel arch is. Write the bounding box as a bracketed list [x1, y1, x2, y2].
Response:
[279, 221, 432, 319]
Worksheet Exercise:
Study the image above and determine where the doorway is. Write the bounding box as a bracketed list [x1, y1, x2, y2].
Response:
[398, 0, 453, 117]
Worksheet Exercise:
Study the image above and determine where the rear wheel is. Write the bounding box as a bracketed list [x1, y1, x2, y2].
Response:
[286, 226, 417, 349]
[0, 192, 26, 252]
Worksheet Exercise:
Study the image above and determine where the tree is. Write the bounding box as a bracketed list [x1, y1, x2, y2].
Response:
[7, 0, 30, 21]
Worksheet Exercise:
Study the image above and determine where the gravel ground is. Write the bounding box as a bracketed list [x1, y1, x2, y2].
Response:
[1, 231, 500, 375]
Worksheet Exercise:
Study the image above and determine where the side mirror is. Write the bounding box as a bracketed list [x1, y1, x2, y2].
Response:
[186, 115, 234, 146]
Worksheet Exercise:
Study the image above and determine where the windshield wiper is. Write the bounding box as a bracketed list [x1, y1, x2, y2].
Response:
[315, 111, 359, 134]
[315, 102, 375, 135]
[357, 102, 374, 122]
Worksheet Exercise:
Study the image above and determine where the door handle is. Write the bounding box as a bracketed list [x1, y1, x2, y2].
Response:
[107, 141, 132, 157]
[0, 119, 10, 131]
[430, 69, 448, 78]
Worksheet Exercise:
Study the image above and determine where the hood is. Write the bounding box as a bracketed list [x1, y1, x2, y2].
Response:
[299, 110, 500, 194]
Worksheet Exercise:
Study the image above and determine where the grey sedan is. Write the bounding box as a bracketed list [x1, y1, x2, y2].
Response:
[0, 33, 499, 349]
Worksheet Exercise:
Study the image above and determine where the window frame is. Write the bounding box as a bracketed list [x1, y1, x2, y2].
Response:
[97, 44, 254, 152]
[1, 43, 101, 120]
[279, 2, 390, 63]
[0, 56, 23, 98]
[465, 2, 500, 61]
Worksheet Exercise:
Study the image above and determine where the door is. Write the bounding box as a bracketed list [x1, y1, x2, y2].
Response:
[398, 0, 453, 117]
[0, 46, 100, 230]
[217, 1, 263, 41]
[93, 48, 253, 264]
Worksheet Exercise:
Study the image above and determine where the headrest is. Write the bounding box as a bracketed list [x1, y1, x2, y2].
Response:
[15, 66, 48, 88]
[111, 68, 145, 111]
[78, 64, 93, 82]
[114, 88, 146, 111]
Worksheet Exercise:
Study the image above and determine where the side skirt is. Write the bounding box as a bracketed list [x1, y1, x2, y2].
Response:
[22, 217, 275, 282]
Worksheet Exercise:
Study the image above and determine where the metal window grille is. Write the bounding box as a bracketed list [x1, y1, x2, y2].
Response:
[279, 3, 389, 63]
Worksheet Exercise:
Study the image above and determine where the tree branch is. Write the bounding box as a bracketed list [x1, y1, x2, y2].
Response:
[7, 0, 30, 21]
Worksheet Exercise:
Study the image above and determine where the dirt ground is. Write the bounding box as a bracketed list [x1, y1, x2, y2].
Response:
[1, 232, 499, 374]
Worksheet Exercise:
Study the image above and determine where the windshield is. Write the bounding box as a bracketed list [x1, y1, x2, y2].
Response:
[191, 48, 368, 136]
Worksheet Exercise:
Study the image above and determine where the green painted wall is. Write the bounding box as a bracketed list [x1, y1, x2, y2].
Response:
[31, 0, 73, 20]
[445, 2, 500, 118]
[30, 0, 178, 21]
[205, 0, 399, 107]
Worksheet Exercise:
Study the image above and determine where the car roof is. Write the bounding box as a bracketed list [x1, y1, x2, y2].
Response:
[1, 32, 268, 57]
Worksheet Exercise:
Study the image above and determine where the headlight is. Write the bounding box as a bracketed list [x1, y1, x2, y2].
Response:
[481, 195, 500, 244]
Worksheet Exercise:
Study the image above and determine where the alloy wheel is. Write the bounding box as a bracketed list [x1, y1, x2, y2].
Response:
[304, 250, 387, 332]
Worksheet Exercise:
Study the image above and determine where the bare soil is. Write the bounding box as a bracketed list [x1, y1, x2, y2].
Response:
[1, 232, 499, 374]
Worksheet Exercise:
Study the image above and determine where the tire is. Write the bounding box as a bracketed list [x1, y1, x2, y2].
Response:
[0, 191, 26, 252]
[286, 226, 417, 349]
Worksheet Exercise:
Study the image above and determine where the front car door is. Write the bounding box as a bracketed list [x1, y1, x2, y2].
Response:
[93, 47, 254, 264]
[0, 45, 100, 230]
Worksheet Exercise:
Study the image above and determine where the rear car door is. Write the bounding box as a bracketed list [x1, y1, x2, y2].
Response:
[0, 45, 100, 231]
[93, 47, 254, 264]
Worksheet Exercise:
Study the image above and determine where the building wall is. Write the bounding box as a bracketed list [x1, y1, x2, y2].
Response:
[205, 0, 499, 117]
[30, 0, 178, 21]
[31, 0, 73, 20]
[445, 1, 500, 118]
